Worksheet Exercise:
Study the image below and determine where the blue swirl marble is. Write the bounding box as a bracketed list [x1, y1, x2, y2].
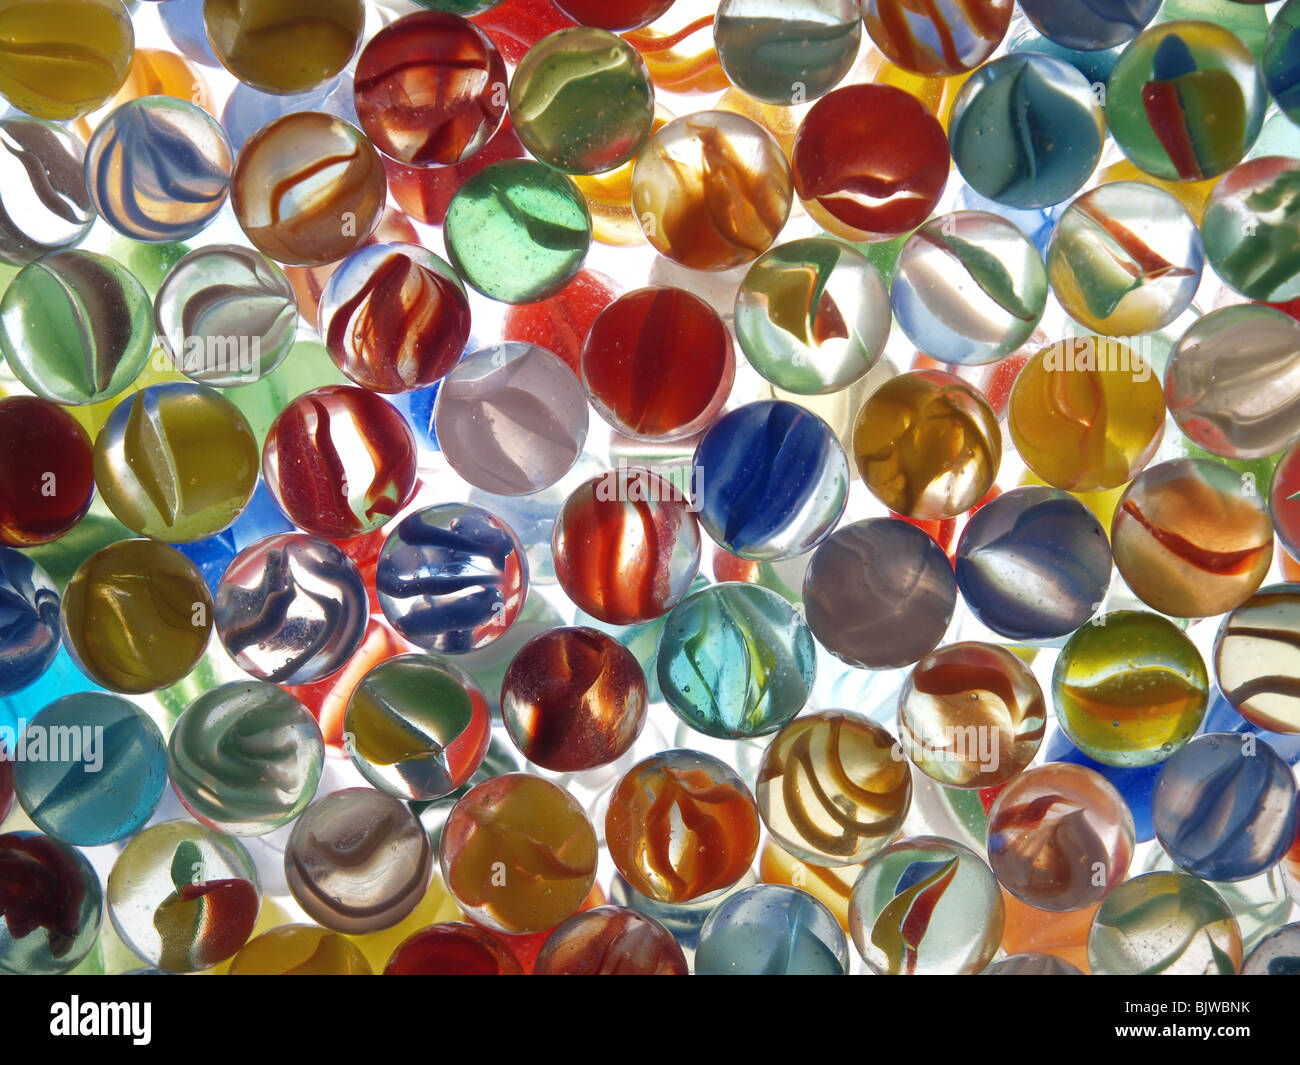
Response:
[1153, 733, 1299, 882]
[955, 486, 1112, 640]
[949, 53, 1105, 210]
[0, 548, 60, 695]
[691, 400, 848, 562]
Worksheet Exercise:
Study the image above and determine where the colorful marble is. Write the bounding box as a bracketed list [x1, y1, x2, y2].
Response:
[632, 111, 791, 270]
[1052, 610, 1209, 768]
[861, 0, 1011, 76]
[1107, 20, 1266, 182]
[803, 518, 958, 671]
[955, 487, 1112, 640]
[262, 385, 418, 539]
[582, 287, 733, 442]
[849, 836, 1005, 975]
[169, 681, 324, 835]
[657, 583, 814, 741]
[444, 159, 592, 303]
[949, 53, 1104, 210]
[61, 539, 213, 694]
[0, 832, 102, 974]
[898, 642, 1046, 789]
[1111, 457, 1274, 618]
[1047, 181, 1204, 335]
[435, 342, 588, 495]
[0, 550, 60, 695]
[319, 242, 471, 393]
[692, 401, 848, 561]
[1201, 155, 1300, 302]
[0, 250, 153, 407]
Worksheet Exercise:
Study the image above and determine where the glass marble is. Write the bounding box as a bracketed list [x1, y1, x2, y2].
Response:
[692, 401, 848, 562]
[0, 398, 94, 548]
[852, 371, 1000, 522]
[1107, 20, 1266, 182]
[1088, 870, 1243, 975]
[444, 159, 592, 304]
[442, 773, 596, 934]
[1047, 181, 1204, 336]
[228, 925, 372, 976]
[378, 504, 527, 654]
[1008, 338, 1167, 492]
[13, 692, 165, 846]
[501, 627, 646, 772]
[93, 384, 259, 543]
[108, 820, 260, 972]
[892, 213, 1047, 368]
[1215, 585, 1300, 735]
[582, 287, 734, 442]
[987, 763, 1136, 912]
[552, 470, 700, 625]
[898, 642, 1046, 789]
[695, 884, 848, 976]
[1201, 156, 1300, 302]
[0, 118, 94, 265]
[501, 268, 619, 375]
[435, 342, 588, 496]
[849, 836, 1005, 975]
[384, 922, 524, 976]
[0, 832, 102, 975]
[985, 953, 1084, 975]
[792, 85, 947, 243]
[354, 11, 507, 168]
[1265, 0, 1300, 124]
[509, 28, 653, 175]
[1242, 923, 1300, 975]
[345, 654, 492, 801]
[734, 238, 890, 395]
[155, 245, 298, 387]
[955, 487, 1112, 640]
[803, 518, 958, 671]
[61, 539, 213, 694]
[215, 533, 367, 685]
[203, 0, 364, 95]
[1112, 457, 1274, 618]
[1273, 439, 1300, 562]
[632, 111, 791, 271]
[713, 0, 860, 105]
[1052, 610, 1209, 768]
[1018, 0, 1160, 52]
[0, 0, 133, 121]
[757, 711, 911, 866]
[231, 113, 387, 268]
[1153, 733, 1298, 882]
[0, 250, 153, 407]
[285, 788, 431, 934]
[1166, 305, 1300, 460]
[85, 96, 232, 243]
[608, 750, 759, 905]
[657, 583, 814, 741]
[319, 243, 471, 393]
[262, 385, 418, 540]
[0, 550, 59, 695]
[949, 53, 1104, 210]
[169, 681, 322, 837]
[862, 0, 1011, 76]
[534, 905, 687, 975]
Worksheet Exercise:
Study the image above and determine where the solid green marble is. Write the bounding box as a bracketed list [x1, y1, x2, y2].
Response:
[509, 27, 654, 175]
[443, 159, 592, 304]
[714, 0, 861, 105]
[657, 582, 816, 739]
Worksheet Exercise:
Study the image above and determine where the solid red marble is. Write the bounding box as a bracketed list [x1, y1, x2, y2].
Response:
[792, 84, 950, 241]
[0, 396, 95, 547]
[384, 922, 524, 975]
[355, 12, 507, 168]
[262, 386, 417, 540]
[384, 118, 525, 226]
[553, 0, 675, 31]
[582, 287, 734, 441]
[502, 269, 620, 376]
[473, 0, 576, 64]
